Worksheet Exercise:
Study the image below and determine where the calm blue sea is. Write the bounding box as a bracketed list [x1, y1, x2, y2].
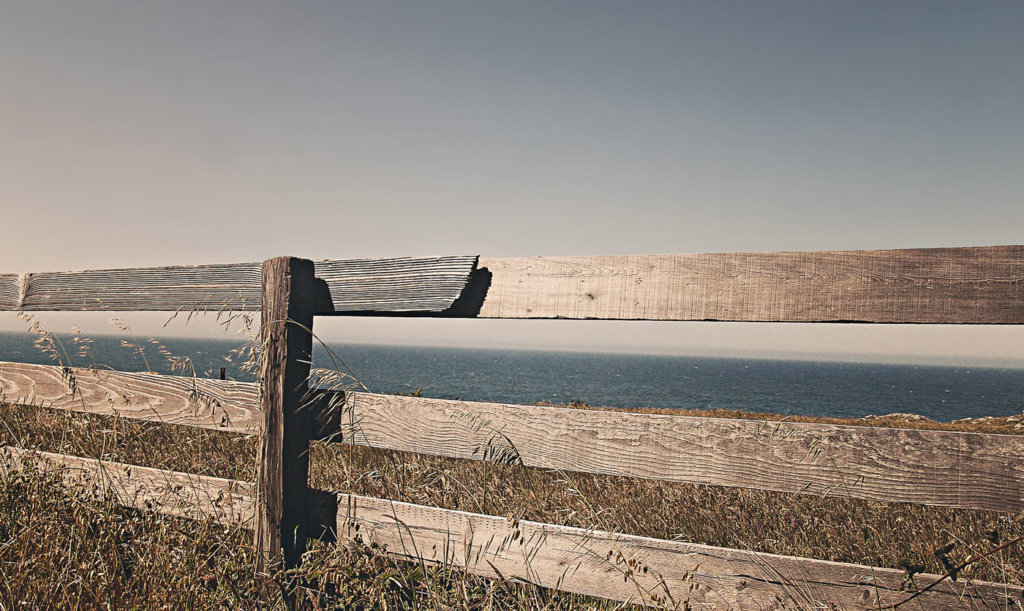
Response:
[2, 331, 1022, 422]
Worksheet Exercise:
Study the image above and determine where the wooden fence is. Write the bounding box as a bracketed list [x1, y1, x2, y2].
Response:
[1, 246, 1024, 609]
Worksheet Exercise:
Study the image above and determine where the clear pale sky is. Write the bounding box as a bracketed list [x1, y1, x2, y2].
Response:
[1, 2, 1023, 366]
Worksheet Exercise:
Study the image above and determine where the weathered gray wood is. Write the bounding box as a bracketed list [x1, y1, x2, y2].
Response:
[314, 256, 478, 313]
[0, 274, 18, 309]
[477, 246, 1024, 323]
[0, 255, 476, 313]
[0, 446, 253, 527]
[338, 492, 1023, 609]
[0, 361, 260, 433]
[13, 262, 264, 311]
[341, 393, 1024, 513]
[255, 257, 316, 572]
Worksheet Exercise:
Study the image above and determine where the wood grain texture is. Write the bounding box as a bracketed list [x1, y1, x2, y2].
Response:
[0, 274, 18, 309]
[341, 393, 1024, 513]
[0, 446, 253, 527]
[14, 262, 264, 311]
[337, 492, 1023, 610]
[477, 246, 1024, 323]
[314, 256, 478, 313]
[0, 361, 259, 433]
[255, 257, 316, 571]
[0, 255, 476, 313]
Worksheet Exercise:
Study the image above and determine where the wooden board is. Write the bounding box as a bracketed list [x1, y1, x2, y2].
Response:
[0, 255, 476, 313]
[11, 262, 264, 312]
[0, 274, 17, 309]
[7, 247, 1023, 322]
[0, 446, 253, 527]
[337, 492, 1023, 609]
[0, 361, 260, 433]
[315, 256, 479, 313]
[476, 246, 1024, 323]
[341, 393, 1024, 513]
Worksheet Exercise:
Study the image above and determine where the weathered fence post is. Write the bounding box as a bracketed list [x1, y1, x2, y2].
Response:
[254, 256, 316, 576]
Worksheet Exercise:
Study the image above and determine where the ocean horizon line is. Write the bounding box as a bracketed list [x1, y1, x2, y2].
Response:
[1, 329, 1022, 371]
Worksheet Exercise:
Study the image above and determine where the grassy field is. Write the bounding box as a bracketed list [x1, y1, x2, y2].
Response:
[1, 398, 1022, 609]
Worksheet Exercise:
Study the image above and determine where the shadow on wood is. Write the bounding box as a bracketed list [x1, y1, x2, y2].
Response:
[442, 266, 492, 317]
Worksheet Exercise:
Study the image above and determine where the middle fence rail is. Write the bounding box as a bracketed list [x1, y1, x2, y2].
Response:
[1, 247, 1023, 609]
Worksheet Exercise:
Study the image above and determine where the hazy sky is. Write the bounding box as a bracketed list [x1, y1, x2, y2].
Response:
[1, 2, 1023, 366]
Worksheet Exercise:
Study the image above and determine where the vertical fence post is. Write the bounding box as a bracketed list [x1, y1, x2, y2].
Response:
[255, 256, 316, 577]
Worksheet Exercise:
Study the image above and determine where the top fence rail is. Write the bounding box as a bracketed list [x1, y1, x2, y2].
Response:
[0, 256, 477, 315]
[2, 246, 1023, 324]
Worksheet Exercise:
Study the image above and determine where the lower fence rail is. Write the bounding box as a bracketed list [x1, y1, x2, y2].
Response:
[0, 446, 252, 527]
[2, 445, 1021, 610]
[336, 493, 1024, 610]
[5, 361, 1022, 514]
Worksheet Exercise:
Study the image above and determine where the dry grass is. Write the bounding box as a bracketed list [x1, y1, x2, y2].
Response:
[2, 398, 1023, 609]
[0, 402, 621, 609]
[0, 466, 261, 608]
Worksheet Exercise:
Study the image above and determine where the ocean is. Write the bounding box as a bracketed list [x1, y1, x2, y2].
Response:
[1, 331, 1022, 422]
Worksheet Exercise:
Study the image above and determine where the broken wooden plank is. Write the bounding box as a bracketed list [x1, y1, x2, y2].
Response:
[0, 446, 253, 527]
[1, 255, 477, 313]
[340, 392, 1024, 513]
[476, 246, 1024, 323]
[314, 256, 479, 313]
[337, 492, 1023, 609]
